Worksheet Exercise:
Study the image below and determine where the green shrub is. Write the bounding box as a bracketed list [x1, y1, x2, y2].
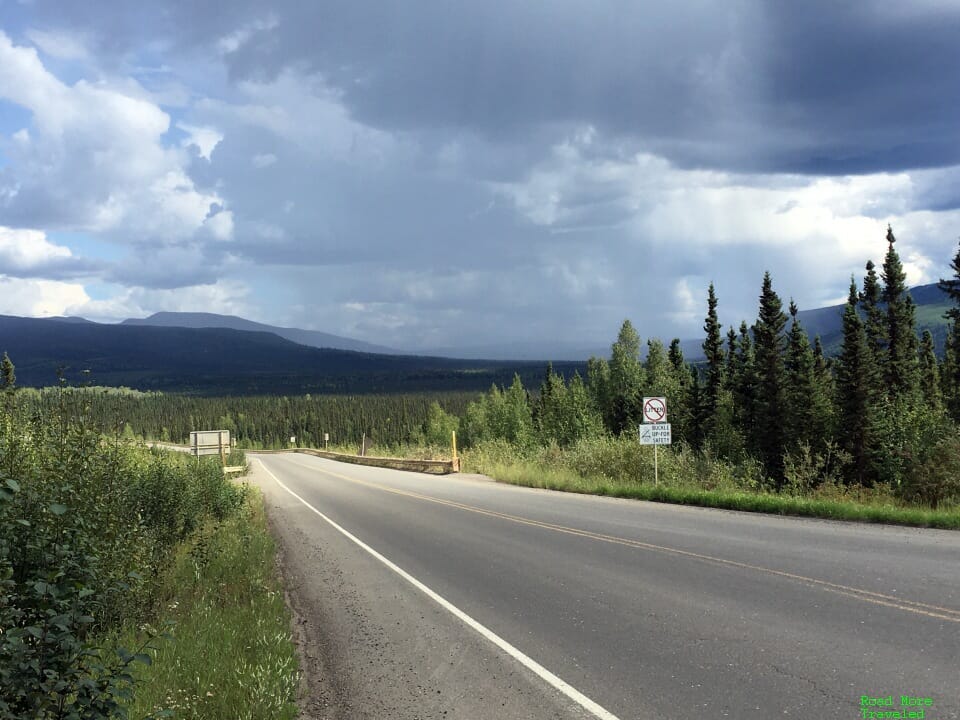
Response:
[0, 387, 246, 717]
[899, 435, 960, 508]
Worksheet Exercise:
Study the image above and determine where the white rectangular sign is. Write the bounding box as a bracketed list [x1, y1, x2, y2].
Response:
[639, 423, 671, 445]
[190, 430, 231, 457]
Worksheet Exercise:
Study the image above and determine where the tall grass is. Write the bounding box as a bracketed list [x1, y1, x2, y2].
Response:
[115, 487, 299, 720]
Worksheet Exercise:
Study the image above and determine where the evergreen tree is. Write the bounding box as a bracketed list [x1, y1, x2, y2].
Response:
[882, 226, 919, 400]
[687, 363, 703, 447]
[752, 272, 788, 481]
[608, 320, 645, 434]
[725, 326, 738, 390]
[732, 321, 757, 441]
[836, 279, 880, 485]
[784, 301, 818, 450]
[812, 336, 836, 440]
[700, 283, 725, 441]
[937, 239, 960, 420]
[919, 330, 942, 411]
[1, 352, 14, 393]
[860, 259, 886, 358]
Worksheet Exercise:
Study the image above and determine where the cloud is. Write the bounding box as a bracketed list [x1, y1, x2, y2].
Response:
[0, 226, 97, 278]
[70, 279, 252, 322]
[0, 276, 90, 317]
[2, 3, 960, 354]
[177, 122, 223, 161]
[0, 31, 221, 245]
[25, 27, 89, 60]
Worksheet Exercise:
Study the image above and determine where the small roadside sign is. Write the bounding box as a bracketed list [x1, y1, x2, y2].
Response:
[190, 430, 231, 457]
[639, 423, 671, 445]
[642, 397, 667, 424]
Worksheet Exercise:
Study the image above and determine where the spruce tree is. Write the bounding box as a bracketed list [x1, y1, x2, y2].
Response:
[701, 283, 724, 441]
[784, 301, 818, 451]
[1, 352, 14, 393]
[882, 226, 919, 400]
[752, 272, 788, 481]
[937, 239, 960, 420]
[732, 321, 758, 441]
[668, 339, 694, 442]
[836, 279, 879, 485]
[725, 326, 738, 390]
[860, 259, 886, 358]
[812, 336, 836, 442]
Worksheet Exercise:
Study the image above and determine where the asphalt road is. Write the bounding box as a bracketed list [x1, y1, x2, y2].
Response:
[251, 452, 960, 720]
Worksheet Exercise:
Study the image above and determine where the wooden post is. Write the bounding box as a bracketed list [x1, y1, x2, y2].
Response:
[654, 444, 658, 486]
[452, 430, 458, 460]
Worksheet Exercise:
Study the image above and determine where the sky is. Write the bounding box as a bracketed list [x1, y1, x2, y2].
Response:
[1, 0, 960, 353]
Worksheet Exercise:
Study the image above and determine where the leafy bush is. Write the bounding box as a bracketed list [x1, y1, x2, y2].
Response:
[899, 435, 960, 508]
[0, 386, 245, 718]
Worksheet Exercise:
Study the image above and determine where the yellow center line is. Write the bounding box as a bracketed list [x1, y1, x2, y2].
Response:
[274, 454, 960, 624]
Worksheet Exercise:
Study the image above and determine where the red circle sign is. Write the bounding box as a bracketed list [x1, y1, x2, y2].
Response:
[643, 397, 666, 423]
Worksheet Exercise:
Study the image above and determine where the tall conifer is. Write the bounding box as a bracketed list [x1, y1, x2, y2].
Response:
[836, 279, 879, 485]
[784, 301, 818, 450]
[701, 284, 724, 440]
[882, 226, 919, 399]
[937, 239, 960, 420]
[860, 260, 886, 358]
[752, 272, 788, 480]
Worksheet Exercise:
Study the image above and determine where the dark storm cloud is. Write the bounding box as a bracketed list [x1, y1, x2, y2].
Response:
[25, 0, 960, 175]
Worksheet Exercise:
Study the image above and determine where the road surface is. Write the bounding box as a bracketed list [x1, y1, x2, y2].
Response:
[250, 452, 960, 720]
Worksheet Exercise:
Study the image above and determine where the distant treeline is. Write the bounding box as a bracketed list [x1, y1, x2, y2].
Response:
[7, 384, 476, 449]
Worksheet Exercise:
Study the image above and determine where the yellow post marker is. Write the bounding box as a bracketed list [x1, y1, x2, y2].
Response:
[452, 430, 458, 460]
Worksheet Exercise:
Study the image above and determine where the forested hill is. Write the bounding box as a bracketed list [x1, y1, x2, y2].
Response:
[0, 315, 585, 395]
[792, 281, 951, 355]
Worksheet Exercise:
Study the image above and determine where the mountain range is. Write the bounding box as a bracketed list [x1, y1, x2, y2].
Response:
[1, 282, 953, 394]
[0, 314, 584, 395]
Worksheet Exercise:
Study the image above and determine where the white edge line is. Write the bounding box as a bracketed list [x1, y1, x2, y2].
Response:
[257, 458, 622, 720]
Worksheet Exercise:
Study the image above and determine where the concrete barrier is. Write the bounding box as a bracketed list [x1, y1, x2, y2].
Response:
[254, 447, 461, 475]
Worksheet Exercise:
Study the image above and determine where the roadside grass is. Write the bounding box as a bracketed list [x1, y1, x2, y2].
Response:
[243, 437, 959, 529]
[351, 437, 960, 530]
[479, 460, 960, 529]
[114, 485, 299, 720]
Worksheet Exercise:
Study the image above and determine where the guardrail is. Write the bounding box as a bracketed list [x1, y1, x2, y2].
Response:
[254, 448, 461, 475]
